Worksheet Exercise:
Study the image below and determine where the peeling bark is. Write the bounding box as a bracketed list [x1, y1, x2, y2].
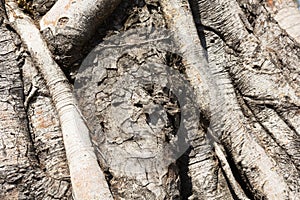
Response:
[75, 28, 183, 200]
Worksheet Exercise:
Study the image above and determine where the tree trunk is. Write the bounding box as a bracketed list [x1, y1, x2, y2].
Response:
[0, 0, 299, 199]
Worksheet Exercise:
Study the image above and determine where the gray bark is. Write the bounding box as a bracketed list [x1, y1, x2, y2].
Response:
[191, 0, 300, 199]
[5, 1, 113, 199]
[0, 0, 299, 199]
[0, 3, 71, 199]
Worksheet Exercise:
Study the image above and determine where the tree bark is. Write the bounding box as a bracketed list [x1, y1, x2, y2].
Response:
[40, 0, 121, 68]
[4, 1, 113, 199]
[0, 0, 299, 199]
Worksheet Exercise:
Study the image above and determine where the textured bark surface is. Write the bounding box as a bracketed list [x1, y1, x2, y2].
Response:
[0, 14, 33, 199]
[40, 0, 122, 69]
[5, 1, 113, 199]
[0, 4, 71, 199]
[1, 0, 299, 199]
[192, 0, 300, 199]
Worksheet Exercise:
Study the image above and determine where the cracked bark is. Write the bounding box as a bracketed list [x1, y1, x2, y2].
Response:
[0, 4, 71, 199]
[0, 0, 299, 199]
[4, 1, 113, 199]
[191, 0, 300, 199]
